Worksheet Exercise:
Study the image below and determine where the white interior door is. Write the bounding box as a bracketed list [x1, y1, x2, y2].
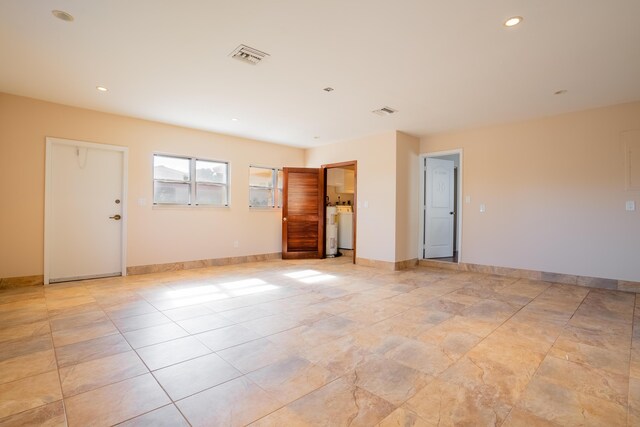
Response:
[46, 139, 126, 283]
[424, 157, 455, 258]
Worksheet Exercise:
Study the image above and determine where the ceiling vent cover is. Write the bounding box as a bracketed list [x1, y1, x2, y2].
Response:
[230, 44, 269, 65]
[372, 106, 398, 116]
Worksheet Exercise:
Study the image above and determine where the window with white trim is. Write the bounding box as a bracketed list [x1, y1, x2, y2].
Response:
[249, 166, 283, 208]
[277, 169, 283, 208]
[153, 154, 229, 206]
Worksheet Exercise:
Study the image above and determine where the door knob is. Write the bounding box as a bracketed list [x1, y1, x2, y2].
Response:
[283, 217, 287, 222]
[449, 212, 454, 215]
[109, 214, 121, 220]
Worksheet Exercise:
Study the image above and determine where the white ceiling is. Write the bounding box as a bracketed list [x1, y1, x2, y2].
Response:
[1, 1, 639, 148]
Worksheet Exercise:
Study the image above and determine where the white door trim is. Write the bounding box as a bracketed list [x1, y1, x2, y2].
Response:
[419, 149, 463, 262]
[44, 137, 129, 285]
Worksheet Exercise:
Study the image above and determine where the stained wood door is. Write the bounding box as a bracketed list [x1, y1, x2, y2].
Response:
[282, 168, 324, 259]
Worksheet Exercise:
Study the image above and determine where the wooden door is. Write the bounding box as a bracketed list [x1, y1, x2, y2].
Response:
[282, 168, 324, 259]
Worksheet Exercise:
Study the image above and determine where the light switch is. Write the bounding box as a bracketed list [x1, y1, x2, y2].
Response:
[363, 201, 369, 208]
[137, 198, 147, 206]
[626, 201, 636, 211]
[479, 203, 486, 213]
[465, 196, 471, 204]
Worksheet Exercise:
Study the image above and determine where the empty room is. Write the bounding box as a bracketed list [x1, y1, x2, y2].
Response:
[1, 1, 640, 426]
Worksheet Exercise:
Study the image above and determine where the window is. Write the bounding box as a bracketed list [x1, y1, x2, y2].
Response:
[153, 155, 191, 205]
[249, 166, 283, 208]
[153, 154, 229, 206]
[277, 169, 283, 208]
[195, 159, 228, 205]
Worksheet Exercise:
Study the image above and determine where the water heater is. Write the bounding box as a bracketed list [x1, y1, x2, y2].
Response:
[326, 206, 338, 256]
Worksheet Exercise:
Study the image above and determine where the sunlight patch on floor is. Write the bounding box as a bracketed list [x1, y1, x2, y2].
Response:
[165, 278, 278, 304]
[300, 274, 337, 284]
[218, 278, 267, 290]
[284, 269, 337, 284]
[166, 285, 220, 298]
[284, 270, 321, 279]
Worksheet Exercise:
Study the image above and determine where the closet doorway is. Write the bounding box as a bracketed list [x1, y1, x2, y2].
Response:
[420, 150, 462, 263]
[322, 161, 357, 264]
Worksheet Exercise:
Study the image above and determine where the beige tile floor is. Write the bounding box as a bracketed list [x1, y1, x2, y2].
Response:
[0, 256, 638, 426]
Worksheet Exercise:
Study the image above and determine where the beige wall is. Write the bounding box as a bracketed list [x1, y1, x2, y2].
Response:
[395, 132, 420, 262]
[0, 93, 304, 278]
[421, 102, 640, 281]
[3, 91, 638, 281]
[305, 132, 398, 262]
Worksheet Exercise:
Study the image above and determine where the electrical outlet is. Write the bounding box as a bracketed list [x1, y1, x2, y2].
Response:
[479, 204, 486, 213]
[626, 201, 636, 211]
[233, 240, 239, 248]
[465, 196, 471, 204]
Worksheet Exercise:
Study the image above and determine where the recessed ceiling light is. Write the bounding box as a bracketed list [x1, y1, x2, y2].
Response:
[323, 87, 334, 92]
[232, 118, 239, 122]
[52, 10, 74, 22]
[96, 86, 108, 92]
[504, 16, 523, 27]
[554, 89, 568, 95]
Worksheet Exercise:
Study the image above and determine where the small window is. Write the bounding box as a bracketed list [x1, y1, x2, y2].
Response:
[277, 169, 283, 208]
[196, 159, 228, 206]
[249, 166, 282, 208]
[154, 154, 229, 206]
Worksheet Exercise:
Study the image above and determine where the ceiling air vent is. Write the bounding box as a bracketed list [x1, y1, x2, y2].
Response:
[372, 106, 398, 116]
[230, 44, 269, 65]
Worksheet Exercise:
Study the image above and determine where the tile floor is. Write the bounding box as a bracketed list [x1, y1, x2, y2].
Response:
[0, 256, 638, 426]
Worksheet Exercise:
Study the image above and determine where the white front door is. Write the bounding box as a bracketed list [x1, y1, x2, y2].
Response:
[424, 157, 454, 258]
[45, 138, 126, 283]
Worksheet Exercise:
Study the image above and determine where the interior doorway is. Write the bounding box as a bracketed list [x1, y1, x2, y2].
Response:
[322, 161, 357, 264]
[420, 150, 462, 263]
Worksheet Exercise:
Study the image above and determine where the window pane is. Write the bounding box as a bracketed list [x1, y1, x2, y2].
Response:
[250, 187, 274, 207]
[249, 167, 274, 188]
[196, 160, 227, 184]
[154, 155, 190, 181]
[154, 181, 190, 204]
[277, 170, 283, 208]
[197, 183, 227, 205]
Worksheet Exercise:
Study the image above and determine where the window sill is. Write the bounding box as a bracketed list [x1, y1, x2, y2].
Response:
[249, 207, 282, 211]
[152, 204, 230, 210]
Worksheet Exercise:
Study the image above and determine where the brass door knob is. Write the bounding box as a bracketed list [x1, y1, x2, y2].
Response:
[109, 214, 122, 220]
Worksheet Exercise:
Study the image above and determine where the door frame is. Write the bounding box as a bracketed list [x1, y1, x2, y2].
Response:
[419, 149, 463, 262]
[321, 161, 357, 264]
[44, 137, 129, 285]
